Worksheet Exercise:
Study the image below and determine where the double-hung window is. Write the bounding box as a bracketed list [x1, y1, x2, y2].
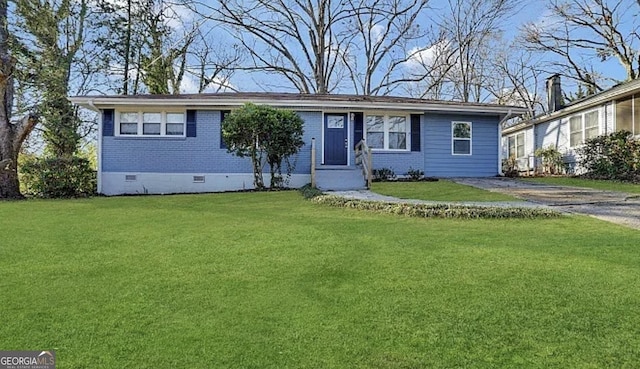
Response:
[117, 111, 186, 137]
[119, 112, 139, 135]
[452, 122, 472, 155]
[584, 111, 599, 140]
[143, 113, 162, 135]
[166, 113, 186, 135]
[507, 132, 525, 158]
[365, 114, 409, 150]
[569, 110, 599, 147]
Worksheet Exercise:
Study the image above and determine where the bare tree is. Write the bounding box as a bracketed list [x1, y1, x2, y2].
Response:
[201, 0, 357, 94]
[487, 47, 548, 118]
[187, 29, 243, 93]
[340, 0, 429, 95]
[435, 0, 524, 102]
[401, 32, 458, 99]
[199, 0, 432, 94]
[522, 0, 640, 93]
[0, 0, 37, 198]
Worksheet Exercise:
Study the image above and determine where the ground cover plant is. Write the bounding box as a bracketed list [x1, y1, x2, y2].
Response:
[2, 192, 640, 368]
[371, 179, 518, 201]
[521, 177, 640, 194]
[312, 195, 560, 219]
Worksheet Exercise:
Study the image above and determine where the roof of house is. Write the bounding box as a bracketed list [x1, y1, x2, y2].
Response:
[69, 92, 527, 117]
[503, 78, 640, 135]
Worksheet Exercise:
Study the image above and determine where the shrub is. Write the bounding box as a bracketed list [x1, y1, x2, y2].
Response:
[299, 183, 323, 199]
[535, 146, 564, 175]
[406, 167, 424, 181]
[311, 195, 561, 219]
[577, 131, 640, 182]
[20, 156, 96, 198]
[372, 167, 396, 181]
[502, 156, 519, 177]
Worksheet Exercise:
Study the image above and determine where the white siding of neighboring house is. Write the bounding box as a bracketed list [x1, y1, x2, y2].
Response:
[532, 104, 614, 173]
[535, 117, 568, 152]
[502, 126, 535, 171]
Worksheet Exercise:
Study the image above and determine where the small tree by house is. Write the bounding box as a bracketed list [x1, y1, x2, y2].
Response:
[222, 103, 304, 189]
[534, 146, 564, 175]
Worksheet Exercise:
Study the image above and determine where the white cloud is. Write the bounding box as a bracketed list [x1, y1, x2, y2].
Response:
[164, 3, 195, 31]
[370, 24, 385, 44]
[404, 40, 450, 70]
[179, 70, 236, 94]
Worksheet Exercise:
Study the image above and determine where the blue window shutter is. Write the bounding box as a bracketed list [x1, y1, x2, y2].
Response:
[220, 110, 230, 149]
[411, 114, 421, 152]
[103, 109, 114, 136]
[186, 110, 197, 137]
[353, 112, 363, 149]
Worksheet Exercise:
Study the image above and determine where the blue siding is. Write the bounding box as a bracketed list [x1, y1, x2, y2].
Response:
[102, 110, 322, 174]
[424, 113, 500, 177]
[102, 110, 500, 178]
[372, 151, 424, 176]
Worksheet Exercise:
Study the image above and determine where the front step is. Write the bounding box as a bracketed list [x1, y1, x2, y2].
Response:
[315, 166, 367, 191]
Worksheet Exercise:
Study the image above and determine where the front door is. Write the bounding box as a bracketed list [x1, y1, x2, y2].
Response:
[324, 114, 348, 165]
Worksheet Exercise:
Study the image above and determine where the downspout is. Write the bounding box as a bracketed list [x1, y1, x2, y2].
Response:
[88, 100, 103, 195]
[497, 109, 514, 176]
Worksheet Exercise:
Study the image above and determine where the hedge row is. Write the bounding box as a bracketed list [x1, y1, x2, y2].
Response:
[311, 195, 561, 219]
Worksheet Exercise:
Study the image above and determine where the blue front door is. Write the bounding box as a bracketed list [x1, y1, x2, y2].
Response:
[324, 114, 348, 165]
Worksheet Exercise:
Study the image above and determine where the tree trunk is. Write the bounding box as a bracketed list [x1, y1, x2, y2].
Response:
[0, 150, 21, 199]
[0, 0, 37, 199]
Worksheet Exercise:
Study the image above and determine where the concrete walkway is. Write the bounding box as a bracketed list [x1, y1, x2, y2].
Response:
[326, 177, 640, 230]
[451, 177, 640, 230]
[325, 190, 552, 209]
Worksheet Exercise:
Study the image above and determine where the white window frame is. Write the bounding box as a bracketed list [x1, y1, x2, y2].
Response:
[569, 109, 600, 148]
[364, 113, 411, 151]
[452, 121, 472, 156]
[614, 94, 640, 136]
[115, 110, 186, 137]
[507, 132, 525, 159]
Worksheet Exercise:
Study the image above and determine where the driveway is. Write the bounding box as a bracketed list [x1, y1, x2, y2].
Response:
[452, 177, 640, 230]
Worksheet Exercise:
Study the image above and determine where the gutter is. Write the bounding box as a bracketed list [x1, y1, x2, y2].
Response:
[69, 96, 527, 116]
[88, 99, 103, 194]
[86, 99, 100, 112]
[498, 109, 516, 176]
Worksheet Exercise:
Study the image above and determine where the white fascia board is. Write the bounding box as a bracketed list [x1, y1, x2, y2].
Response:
[504, 79, 640, 134]
[69, 96, 527, 116]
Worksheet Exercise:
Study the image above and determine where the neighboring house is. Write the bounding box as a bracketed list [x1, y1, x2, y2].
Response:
[502, 76, 640, 173]
[69, 93, 525, 195]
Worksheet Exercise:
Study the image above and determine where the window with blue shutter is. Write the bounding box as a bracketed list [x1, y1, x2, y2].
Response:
[103, 109, 114, 136]
[220, 110, 231, 149]
[353, 112, 363, 149]
[411, 114, 421, 152]
[186, 110, 197, 137]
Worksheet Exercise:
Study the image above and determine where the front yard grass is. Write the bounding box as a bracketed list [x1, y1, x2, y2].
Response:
[2, 192, 640, 368]
[371, 179, 518, 201]
[521, 176, 640, 194]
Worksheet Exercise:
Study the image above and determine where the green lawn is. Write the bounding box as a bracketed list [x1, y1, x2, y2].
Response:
[2, 192, 640, 368]
[371, 180, 518, 201]
[521, 177, 640, 194]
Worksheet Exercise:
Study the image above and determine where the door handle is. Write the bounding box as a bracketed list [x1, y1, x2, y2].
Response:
[344, 138, 348, 148]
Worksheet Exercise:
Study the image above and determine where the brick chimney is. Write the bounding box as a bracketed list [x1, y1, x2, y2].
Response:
[546, 74, 563, 113]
